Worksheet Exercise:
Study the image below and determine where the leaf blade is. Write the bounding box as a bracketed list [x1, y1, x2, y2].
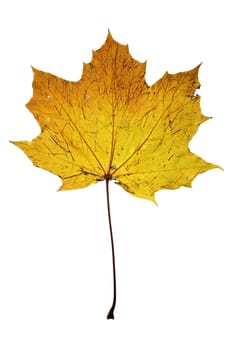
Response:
[12, 32, 220, 201]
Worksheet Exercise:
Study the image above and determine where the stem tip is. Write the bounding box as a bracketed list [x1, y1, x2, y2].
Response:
[107, 308, 115, 320]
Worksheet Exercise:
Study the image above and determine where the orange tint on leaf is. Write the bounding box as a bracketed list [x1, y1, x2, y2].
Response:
[12, 32, 220, 202]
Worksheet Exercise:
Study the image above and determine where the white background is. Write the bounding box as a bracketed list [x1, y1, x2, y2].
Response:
[0, 0, 231, 349]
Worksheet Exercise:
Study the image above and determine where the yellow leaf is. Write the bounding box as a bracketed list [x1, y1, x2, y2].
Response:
[12, 31, 221, 319]
[12, 32, 219, 202]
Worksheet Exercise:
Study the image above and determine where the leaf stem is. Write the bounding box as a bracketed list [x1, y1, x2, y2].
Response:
[105, 178, 117, 320]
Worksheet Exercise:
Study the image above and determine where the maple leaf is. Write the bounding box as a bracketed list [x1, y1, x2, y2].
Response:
[12, 32, 220, 319]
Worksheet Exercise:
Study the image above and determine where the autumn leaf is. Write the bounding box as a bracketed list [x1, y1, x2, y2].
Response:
[12, 32, 220, 319]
